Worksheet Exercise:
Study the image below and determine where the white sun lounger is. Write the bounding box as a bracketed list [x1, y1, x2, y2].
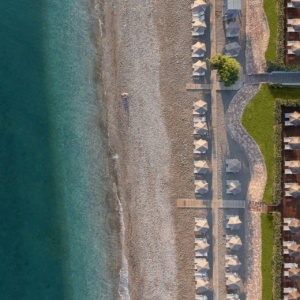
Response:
[288, 41, 296, 46]
[284, 287, 297, 294]
[284, 226, 291, 231]
[284, 218, 294, 224]
[285, 161, 292, 167]
[283, 240, 296, 246]
[285, 144, 292, 150]
[285, 120, 294, 126]
[287, 19, 294, 25]
[284, 137, 292, 142]
[288, 27, 297, 32]
[195, 295, 208, 300]
[285, 191, 292, 197]
[285, 113, 292, 119]
[285, 183, 293, 188]
[288, 2, 296, 7]
[284, 249, 289, 254]
[284, 263, 298, 269]
[226, 214, 235, 220]
[193, 117, 206, 123]
[284, 270, 289, 277]
[285, 169, 293, 174]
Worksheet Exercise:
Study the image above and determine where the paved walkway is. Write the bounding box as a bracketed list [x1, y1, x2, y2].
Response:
[246, 72, 300, 84]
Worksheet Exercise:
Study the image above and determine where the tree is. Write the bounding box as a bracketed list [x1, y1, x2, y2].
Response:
[209, 54, 240, 86]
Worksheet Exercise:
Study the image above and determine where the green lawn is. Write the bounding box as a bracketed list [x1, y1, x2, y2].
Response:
[242, 84, 300, 203]
[264, 0, 277, 61]
[261, 213, 273, 300]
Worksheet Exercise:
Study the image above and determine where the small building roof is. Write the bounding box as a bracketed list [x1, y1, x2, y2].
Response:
[194, 121, 208, 135]
[195, 180, 209, 194]
[290, 111, 300, 125]
[194, 160, 209, 174]
[288, 290, 300, 300]
[290, 137, 300, 149]
[226, 256, 242, 271]
[225, 0, 241, 12]
[227, 180, 242, 195]
[289, 183, 300, 198]
[225, 42, 241, 56]
[195, 218, 209, 233]
[194, 100, 207, 114]
[195, 259, 210, 272]
[226, 22, 241, 35]
[289, 268, 300, 280]
[192, 42, 206, 57]
[226, 274, 241, 290]
[289, 244, 300, 257]
[195, 277, 209, 293]
[227, 159, 241, 173]
[228, 236, 242, 250]
[194, 139, 208, 153]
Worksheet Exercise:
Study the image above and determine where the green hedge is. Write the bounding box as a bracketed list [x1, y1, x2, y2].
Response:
[272, 211, 282, 300]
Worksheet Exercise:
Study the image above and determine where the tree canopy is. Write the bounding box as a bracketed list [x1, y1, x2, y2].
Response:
[209, 54, 240, 86]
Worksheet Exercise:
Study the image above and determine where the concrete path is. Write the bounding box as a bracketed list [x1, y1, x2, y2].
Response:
[246, 72, 300, 84]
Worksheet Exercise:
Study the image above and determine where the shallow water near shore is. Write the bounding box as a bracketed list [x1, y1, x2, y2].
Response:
[0, 1, 118, 299]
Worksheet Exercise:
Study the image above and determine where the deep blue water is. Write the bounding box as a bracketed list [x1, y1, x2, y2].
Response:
[0, 1, 118, 299]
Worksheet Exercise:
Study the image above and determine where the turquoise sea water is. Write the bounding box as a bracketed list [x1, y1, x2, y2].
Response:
[0, 1, 118, 299]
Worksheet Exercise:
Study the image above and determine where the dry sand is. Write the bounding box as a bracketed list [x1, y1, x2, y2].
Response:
[100, 0, 203, 299]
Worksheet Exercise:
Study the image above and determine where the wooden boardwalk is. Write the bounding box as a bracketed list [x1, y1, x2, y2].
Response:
[176, 199, 246, 209]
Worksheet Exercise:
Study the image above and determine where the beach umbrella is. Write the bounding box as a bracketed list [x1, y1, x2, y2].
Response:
[226, 274, 241, 290]
[228, 236, 242, 251]
[194, 121, 208, 135]
[192, 20, 207, 35]
[195, 277, 209, 293]
[292, 19, 300, 32]
[289, 268, 300, 280]
[290, 161, 300, 174]
[289, 244, 300, 257]
[193, 60, 207, 76]
[191, 0, 207, 14]
[227, 216, 242, 230]
[195, 259, 210, 272]
[194, 100, 207, 114]
[194, 160, 209, 174]
[290, 111, 300, 125]
[192, 42, 206, 57]
[195, 239, 210, 253]
[226, 256, 242, 271]
[194, 139, 208, 153]
[227, 159, 241, 173]
[289, 219, 300, 233]
[226, 22, 240, 37]
[227, 180, 242, 195]
[225, 42, 241, 57]
[288, 290, 300, 300]
[195, 180, 209, 194]
[195, 218, 209, 233]
[291, 0, 300, 7]
[289, 183, 300, 198]
[290, 137, 300, 149]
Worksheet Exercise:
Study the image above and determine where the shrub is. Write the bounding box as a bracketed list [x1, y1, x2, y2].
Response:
[209, 54, 240, 86]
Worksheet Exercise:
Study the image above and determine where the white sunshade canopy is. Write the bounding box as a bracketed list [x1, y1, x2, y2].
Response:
[290, 161, 300, 173]
[226, 256, 242, 271]
[227, 159, 241, 173]
[195, 277, 209, 293]
[194, 121, 208, 135]
[192, 42, 206, 57]
[227, 180, 242, 195]
[194, 100, 207, 114]
[228, 236, 242, 250]
[289, 268, 300, 280]
[290, 137, 300, 149]
[290, 111, 300, 125]
[194, 139, 208, 153]
[194, 160, 209, 174]
[289, 183, 300, 198]
[195, 180, 209, 194]
[289, 244, 300, 257]
[195, 218, 209, 233]
[289, 219, 300, 233]
[195, 259, 210, 272]
[287, 290, 300, 300]
[227, 216, 242, 230]
[226, 274, 241, 290]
